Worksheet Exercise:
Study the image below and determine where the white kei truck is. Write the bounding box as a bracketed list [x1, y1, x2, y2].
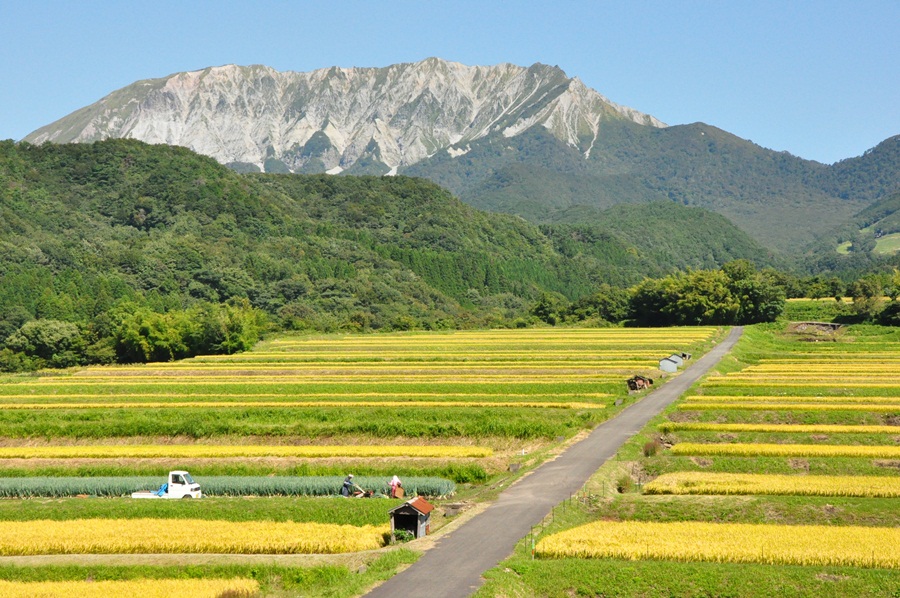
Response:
[131, 470, 202, 499]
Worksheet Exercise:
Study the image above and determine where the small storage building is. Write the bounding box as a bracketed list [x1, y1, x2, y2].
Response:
[666, 354, 685, 367]
[659, 357, 678, 373]
[389, 496, 434, 539]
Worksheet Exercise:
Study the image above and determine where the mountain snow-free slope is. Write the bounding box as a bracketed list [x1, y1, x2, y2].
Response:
[25, 59, 663, 174]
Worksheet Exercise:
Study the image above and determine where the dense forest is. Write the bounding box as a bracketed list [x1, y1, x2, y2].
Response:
[1, 139, 898, 371]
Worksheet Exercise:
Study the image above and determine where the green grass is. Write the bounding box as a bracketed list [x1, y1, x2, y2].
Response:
[0, 549, 420, 596]
[874, 232, 900, 255]
[0, 404, 607, 439]
[644, 455, 900, 478]
[479, 557, 900, 598]
[0, 496, 401, 526]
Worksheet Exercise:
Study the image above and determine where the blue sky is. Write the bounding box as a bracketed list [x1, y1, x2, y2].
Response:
[2, 0, 897, 164]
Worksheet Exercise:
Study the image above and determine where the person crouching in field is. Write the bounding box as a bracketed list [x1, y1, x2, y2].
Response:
[342, 474, 362, 497]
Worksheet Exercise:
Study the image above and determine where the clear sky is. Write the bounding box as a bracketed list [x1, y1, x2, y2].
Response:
[2, 0, 897, 164]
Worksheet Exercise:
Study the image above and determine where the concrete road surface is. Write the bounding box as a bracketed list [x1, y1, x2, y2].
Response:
[365, 326, 743, 598]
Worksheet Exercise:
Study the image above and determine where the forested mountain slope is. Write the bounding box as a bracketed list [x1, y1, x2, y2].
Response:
[0, 139, 773, 336]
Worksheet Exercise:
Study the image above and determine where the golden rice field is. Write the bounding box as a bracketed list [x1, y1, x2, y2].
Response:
[0, 400, 604, 410]
[0, 578, 259, 598]
[644, 471, 900, 498]
[0, 444, 493, 459]
[536, 520, 900, 568]
[0, 328, 718, 401]
[678, 402, 900, 412]
[659, 422, 900, 434]
[670, 443, 900, 458]
[0, 518, 387, 555]
[0, 327, 719, 447]
[682, 394, 900, 403]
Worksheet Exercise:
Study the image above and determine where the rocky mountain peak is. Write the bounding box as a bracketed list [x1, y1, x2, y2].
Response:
[25, 58, 666, 173]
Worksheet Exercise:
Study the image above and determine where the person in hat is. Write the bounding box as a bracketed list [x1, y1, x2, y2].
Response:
[341, 474, 362, 497]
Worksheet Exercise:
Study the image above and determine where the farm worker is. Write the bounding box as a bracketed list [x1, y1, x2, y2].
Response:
[390, 475, 403, 498]
[342, 474, 360, 497]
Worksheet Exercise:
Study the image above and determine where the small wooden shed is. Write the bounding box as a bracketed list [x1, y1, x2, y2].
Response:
[389, 496, 434, 539]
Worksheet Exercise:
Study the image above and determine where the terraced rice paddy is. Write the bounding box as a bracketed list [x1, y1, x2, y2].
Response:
[488, 323, 900, 596]
[0, 326, 721, 593]
[646, 327, 900, 566]
[0, 327, 717, 447]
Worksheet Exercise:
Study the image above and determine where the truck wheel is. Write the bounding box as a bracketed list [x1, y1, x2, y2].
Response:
[182, 495, 192, 499]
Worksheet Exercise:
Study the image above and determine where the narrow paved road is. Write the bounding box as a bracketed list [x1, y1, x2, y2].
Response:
[365, 327, 743, 598]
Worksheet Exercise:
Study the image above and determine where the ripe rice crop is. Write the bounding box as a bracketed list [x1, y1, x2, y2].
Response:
[0, 475, 455, 498]
[644, 471, 900, 498]
[0, 444, 492, 459]
[683, 395, 900, 404]
[536, 520, 900, 568]
[658, 422, 900, 434]
[678, 402, 900, 412]
[701, 380, 900, 388]
[0, 518, 386, 554]
[670, 443, 900, 459]
[0, 400, 604, 410]
[0, 578, 258, 598]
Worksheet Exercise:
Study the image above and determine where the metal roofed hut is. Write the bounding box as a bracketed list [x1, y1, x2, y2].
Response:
[389, 496, 434, 539]
[658, 357, 678, 373]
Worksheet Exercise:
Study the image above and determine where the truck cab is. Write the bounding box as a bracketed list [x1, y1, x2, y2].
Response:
[166, 470, 202, 499]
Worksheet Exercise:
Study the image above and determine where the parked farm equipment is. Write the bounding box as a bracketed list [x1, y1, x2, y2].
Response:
[131, 470, 202, 499]
[626, 375, 654, 391]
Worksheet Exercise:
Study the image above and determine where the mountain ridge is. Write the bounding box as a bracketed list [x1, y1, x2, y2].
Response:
[22, 59, 900, 253]
[24, 59, 664, 174]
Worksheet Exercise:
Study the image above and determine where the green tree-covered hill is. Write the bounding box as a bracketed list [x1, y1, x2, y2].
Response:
[405, 126, 900, 252]
[0, 139, 775, 340]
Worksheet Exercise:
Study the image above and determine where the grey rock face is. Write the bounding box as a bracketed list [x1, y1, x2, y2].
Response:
[25, 58, 665, 173]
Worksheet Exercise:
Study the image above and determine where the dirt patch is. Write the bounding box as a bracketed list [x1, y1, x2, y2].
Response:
[816, 573, 850, 583]
[810, 434, 829, 442]
[874, 460, 900, 470]
[788, 458, 810, 472]
[785, 322, 844, 343]
[883, 415, 900, 426]
[690, 457, 713, 468]
[667, 411, 699, 423]
[821, 503, 842, 515]
[717, 433, 737, 441]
